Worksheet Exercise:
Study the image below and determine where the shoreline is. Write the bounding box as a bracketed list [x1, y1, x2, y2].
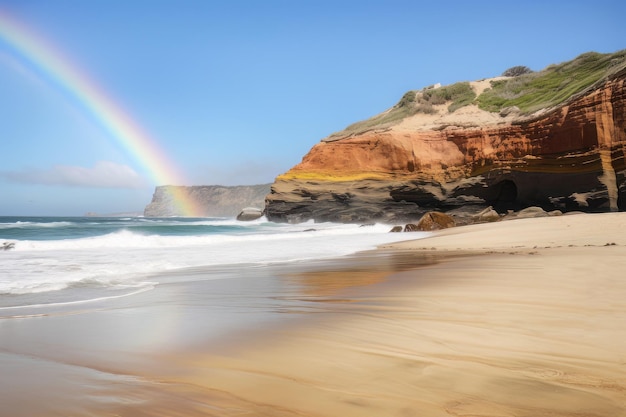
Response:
[1, 213, 626, 416]
[383, 211, 626, 252]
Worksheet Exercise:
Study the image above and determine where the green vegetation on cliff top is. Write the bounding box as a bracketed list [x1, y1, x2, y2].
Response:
[327, 81, 476, 140]
[477, 49, 626, 114]
[326, 50, 625, 141]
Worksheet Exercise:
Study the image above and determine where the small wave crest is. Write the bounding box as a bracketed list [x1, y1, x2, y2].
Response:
[0, 221, 73, 229]
[8, 222, 385, 251]
[0, 270, 156, 296]
[0, 283, 156, 312]
[10, 230, 177, 251]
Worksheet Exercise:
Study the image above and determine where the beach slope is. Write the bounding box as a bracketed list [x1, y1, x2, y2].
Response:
[175, 213, 626, 416]
[1, 213, 625, 416]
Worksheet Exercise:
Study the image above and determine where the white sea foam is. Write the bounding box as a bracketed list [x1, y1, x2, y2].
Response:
[0, 221, 426, 300]
[0, 221, 74, 229]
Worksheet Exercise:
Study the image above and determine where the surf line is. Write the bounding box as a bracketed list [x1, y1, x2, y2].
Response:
[0, 11, 203, 217]
[0, 283, 157, 312]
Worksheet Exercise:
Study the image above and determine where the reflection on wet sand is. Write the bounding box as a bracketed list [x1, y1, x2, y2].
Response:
[162, 248, 626, 417]
[278, 250, 442, 297]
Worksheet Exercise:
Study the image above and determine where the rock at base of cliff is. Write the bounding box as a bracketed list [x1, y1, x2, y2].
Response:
[237, 207, 264, 221]
[501, 206, 563, 220]
[473, 206, 501, 223]
[413, 211, 456, 231]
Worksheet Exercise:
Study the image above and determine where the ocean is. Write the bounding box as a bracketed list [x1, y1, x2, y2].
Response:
[0, 216, 421, 316]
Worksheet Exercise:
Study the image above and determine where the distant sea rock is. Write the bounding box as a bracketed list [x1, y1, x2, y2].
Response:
[144, 184, 271, 217]
[236, 207, 264, 221]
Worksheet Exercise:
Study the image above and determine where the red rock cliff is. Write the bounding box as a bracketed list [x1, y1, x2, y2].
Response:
[266, 67, 626, 223]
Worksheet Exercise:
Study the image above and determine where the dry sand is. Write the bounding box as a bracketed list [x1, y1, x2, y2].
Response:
[2, 213, 626, 416]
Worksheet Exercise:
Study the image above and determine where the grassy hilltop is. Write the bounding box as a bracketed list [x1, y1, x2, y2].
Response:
[329, 49, 626, 140]
[478, 50, 626, 113]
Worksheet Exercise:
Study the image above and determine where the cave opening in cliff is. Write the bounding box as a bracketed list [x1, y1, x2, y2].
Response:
[488, 180, 518, 213]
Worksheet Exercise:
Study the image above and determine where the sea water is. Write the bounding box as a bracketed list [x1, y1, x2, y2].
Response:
[0, 216, 421, 313]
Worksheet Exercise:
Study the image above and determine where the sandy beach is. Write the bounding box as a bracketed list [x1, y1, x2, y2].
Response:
[2, 212, 626, 416]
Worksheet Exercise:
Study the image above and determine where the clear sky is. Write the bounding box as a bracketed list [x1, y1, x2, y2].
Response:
[0, 0, 624, 216]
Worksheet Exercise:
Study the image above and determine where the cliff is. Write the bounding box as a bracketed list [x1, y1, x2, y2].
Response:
[144, 184, 270, 217]
[266, 51, 626, 223]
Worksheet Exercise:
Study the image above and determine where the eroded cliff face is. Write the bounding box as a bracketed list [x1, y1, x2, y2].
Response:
[266, 68, 626, 223]
[144, 184, 270, 217]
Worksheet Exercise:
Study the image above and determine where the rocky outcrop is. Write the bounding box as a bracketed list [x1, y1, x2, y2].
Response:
[391, 206, 566, 233]
[411, 211, 456, 231]
[144, 184, 271, 217]
[236, 207, 264, 221]
[266, 58, 626, 223]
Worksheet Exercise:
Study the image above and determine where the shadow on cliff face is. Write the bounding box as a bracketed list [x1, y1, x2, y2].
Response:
[487, 180, 519, 213]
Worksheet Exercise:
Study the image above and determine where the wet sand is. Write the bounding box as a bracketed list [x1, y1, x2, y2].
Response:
[2, 213, 626, 416]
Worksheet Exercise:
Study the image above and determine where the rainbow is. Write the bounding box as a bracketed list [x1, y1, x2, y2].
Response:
[0, 10, 204, 217]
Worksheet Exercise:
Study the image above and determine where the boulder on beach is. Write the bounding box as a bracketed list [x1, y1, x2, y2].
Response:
[414, 212, 456, 231]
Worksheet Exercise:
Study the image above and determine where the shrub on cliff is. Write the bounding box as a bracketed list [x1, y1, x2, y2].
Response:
[397, 90, 417, 108]
[502, 65, 533, 77]
[427, 82, 476, 113]
[399, 82, 476, 114]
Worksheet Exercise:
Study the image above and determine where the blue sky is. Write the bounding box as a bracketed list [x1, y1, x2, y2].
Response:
[0, 0, 624, 216]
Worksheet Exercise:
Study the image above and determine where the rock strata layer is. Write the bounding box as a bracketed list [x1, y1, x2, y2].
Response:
[144, 184, 270, 217]
[266, 66, 626, 223]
